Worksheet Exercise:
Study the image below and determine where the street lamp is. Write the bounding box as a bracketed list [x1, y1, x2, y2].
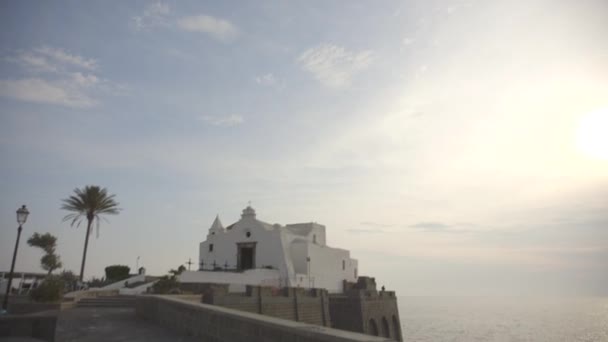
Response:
[2, 205, 29, 311]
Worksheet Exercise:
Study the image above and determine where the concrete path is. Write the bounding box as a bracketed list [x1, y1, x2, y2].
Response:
[55, 308, 201, 342]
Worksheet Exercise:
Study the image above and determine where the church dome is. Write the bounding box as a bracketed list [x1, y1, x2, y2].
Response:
[241, 205, 256, 219]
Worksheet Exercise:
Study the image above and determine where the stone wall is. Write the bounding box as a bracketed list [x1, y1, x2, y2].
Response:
[199, 284, 330, 326]
[329, 277, 402, 341]
[0, 310, 57, 342]
[8, 302, 62, 314]
[136, 295, 393, 342]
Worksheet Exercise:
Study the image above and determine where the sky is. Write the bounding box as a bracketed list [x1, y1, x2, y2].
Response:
[0, 0, 607, 296]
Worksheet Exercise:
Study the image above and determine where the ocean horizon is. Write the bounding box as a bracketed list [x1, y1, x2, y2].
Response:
[398, 296, 607, 341]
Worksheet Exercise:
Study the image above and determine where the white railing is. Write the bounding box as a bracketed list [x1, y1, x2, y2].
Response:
[99, 274, 146, 290]
[119, 280, 158, 295]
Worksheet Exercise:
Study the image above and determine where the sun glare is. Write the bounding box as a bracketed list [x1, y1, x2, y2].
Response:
[576, 107, 608, 160]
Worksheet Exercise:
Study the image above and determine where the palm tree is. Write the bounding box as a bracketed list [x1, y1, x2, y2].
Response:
[61, 186, 120, 281]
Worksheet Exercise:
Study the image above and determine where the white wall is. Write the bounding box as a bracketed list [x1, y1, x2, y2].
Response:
[199, 216, 290, 277]
[308, 244, 358, 292]
[119, 280, 157, 295]
[179, 269, 280, 287]
[285, 223, 327, 246]
[197, 208, 358, 294]
[100, 274, 146, 290]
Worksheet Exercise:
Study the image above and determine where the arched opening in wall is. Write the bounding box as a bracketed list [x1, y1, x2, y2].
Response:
[368, 319, 379, 336]
[381, 316, 390, 338]
[392, 315, 401, 341]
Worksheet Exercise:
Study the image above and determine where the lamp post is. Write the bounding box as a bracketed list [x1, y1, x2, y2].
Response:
[2, 205, 30, 312]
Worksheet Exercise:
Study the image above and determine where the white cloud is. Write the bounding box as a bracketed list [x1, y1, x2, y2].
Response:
[199, 114, 244, 127]
[7, 47, 98, 73]
[131, 2, 171, 31]
[130, 4, 238, 43]
[70, 72, 100, 87]
[35, 46, 98, 70]
[403, 37, 415, 46]
[177, 15, 238, 42]
[297, 44, 374, 89]
[0, 47, 119, 108]
[255, 73, 277, 86]
[0, 78, 97, 108]
[8, 53, 58, 73]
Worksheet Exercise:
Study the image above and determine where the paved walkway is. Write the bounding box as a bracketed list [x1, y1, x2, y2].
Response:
[55, 308, 201, 342]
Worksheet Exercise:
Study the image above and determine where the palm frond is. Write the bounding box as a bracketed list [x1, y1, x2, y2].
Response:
[61, 185, 121, 237]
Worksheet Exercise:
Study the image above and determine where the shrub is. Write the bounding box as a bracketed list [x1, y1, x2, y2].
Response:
[104, 265, 130, 282]
[150, 264, 187, 294]
[87, 276, 107, 288]
[59, 270, 79, 292]
[151, 276, 179, 294]
[30, 275, 64, 302]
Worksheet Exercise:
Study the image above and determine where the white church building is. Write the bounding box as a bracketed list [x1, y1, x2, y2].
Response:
[179, 206, 358, 293]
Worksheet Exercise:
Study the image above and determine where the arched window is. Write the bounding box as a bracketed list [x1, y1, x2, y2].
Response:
[368, 319, 379, 336]
[342, 260, 345, 270]
[381, 317, 390, 338]
[209, 244, 214, 252]
[313, 234, 317, 243]
[392, 315, 401, 341]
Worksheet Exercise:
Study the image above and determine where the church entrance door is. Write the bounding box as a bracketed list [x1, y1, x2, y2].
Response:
[237, 242, 256, 270]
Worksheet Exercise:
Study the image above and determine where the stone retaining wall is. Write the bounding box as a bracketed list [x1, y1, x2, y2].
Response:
[203, 284, 331, 326]
[136, 295, 393, 342]
[329, 277, 402, 341]
[0, 310, 57, 342]
[7, 302, 61, 314]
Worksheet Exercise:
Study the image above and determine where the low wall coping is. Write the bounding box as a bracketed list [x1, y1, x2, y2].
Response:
[140, 295, 393, 342]
[0, 310, 57, 342]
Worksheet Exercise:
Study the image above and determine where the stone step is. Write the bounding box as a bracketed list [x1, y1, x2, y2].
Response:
[77, 302, 134, 307]
[77, 295, 136, 308]
[78, 300, 135, 304]
[81, 297, 135, 302]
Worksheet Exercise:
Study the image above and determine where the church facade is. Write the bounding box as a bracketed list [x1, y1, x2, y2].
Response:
[180, 205, 358, 293]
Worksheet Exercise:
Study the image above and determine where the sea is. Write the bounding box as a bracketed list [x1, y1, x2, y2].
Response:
[398, 297, 608, 342]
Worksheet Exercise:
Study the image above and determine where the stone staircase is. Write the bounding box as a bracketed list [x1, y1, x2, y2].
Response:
[77, 295, 136, 308]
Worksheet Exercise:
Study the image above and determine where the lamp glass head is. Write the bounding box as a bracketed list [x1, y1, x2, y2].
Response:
[16, 205, 29, 225]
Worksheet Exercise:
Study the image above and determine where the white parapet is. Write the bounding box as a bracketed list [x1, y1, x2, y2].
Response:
[178, 269, 281, 288]
[100, 274, 146, 290]
[119, 280, 158, 295]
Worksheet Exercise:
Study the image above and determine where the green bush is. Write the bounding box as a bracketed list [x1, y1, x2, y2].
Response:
[30, 275, 64, 302]
[59, 270, 79, 292]
[104, 265, 130, 282]
[87, 276, 107, 288]
[151, 276, 179, 294]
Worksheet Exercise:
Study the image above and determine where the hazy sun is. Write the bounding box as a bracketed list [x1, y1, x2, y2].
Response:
[576, 107, 608, 160]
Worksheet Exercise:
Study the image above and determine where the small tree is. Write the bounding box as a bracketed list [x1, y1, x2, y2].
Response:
[169, 265, 186, 277]
[151, 264, 185, 294]
[104, 265, 130, 282]
[59, 270, 79, 292]
[30, 275, 64, 302]
[87, 276, 107, 288]
[27, 233, 62, 275]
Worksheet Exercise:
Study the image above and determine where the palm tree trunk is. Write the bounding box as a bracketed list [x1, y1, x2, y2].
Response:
[79, 219, 93, 281]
